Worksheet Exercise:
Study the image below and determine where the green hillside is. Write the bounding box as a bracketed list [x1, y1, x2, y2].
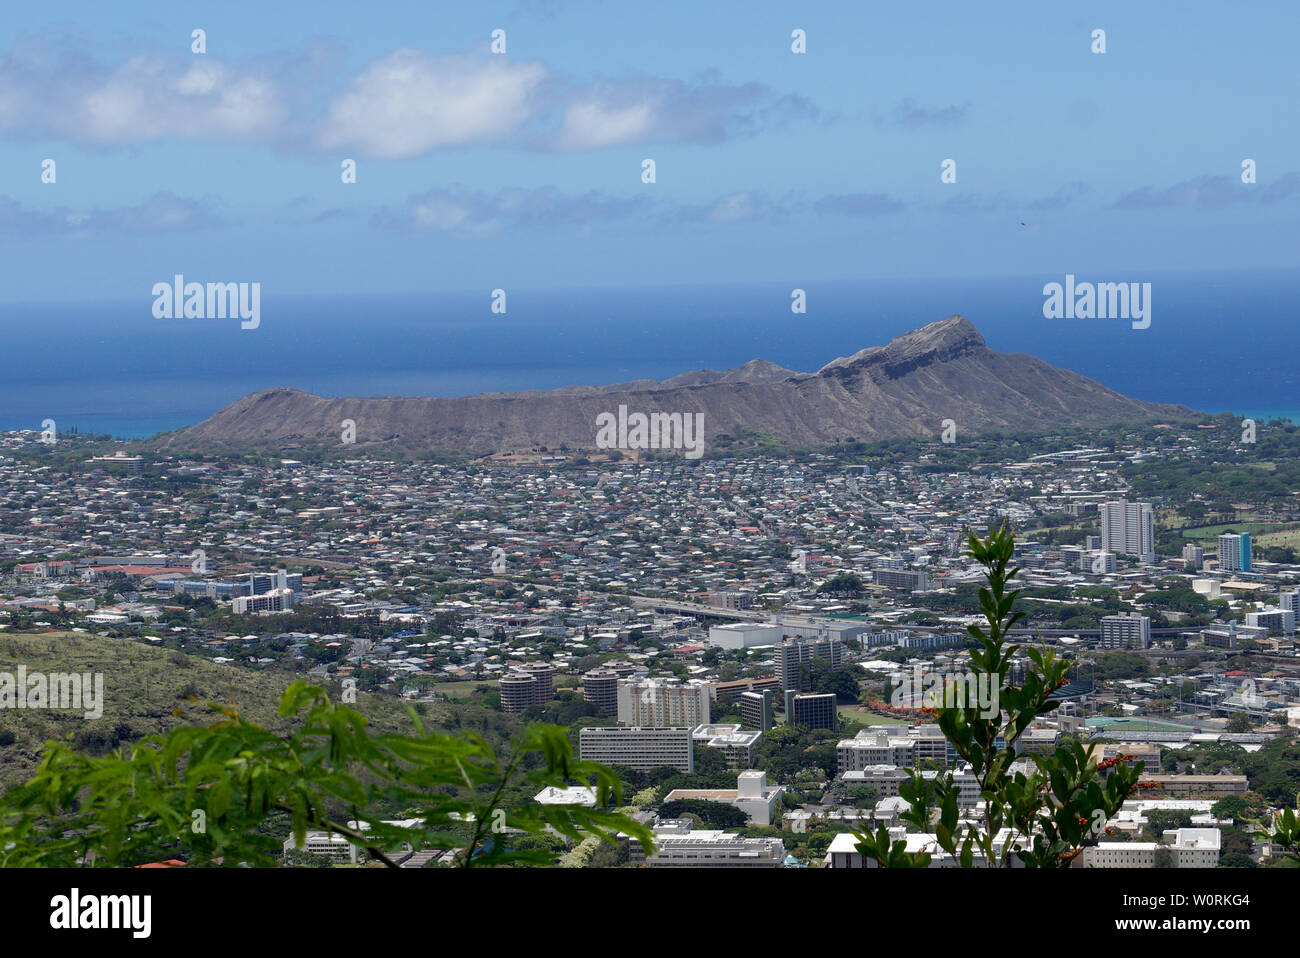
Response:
[0, 632, 521, 789]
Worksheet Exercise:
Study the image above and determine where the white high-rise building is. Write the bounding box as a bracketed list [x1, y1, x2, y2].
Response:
[1099, 500, 1155, 564]
[1100, 613, 1151, 649]
[1217, 533, 1252, 572]
[617, 679, 712, 727]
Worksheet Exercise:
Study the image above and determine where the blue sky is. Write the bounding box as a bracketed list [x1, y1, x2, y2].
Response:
[0, 0, 1296, 300]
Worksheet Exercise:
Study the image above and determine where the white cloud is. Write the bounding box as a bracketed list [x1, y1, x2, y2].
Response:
[317, 49, 547, 158]
[0, 192, 222, 238]
[0, 52, 287, 144]
[375, 185, 649, 233]
[706, 191, 760, 223]
[0, 39, 816, 157]
[557, 95, 657, 151]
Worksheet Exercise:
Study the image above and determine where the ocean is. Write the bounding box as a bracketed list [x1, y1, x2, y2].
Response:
[1, 269, 1296, 439]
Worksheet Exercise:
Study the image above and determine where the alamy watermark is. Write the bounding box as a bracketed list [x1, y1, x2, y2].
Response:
[152, 275, 260, 329]
[595, 405, 705, 459]
[0, 666, 104, 719]
[891, 663, 998, 719]
[1042, 274, 1150, 329]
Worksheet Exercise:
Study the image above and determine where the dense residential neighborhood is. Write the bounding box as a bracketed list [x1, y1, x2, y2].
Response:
[2, 421, 1298, 868]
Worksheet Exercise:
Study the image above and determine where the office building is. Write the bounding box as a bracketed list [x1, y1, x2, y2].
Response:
[777, 636, 843, 691]
[231, 588, 294, 614]
[579, 726, 694, 773]
[713, 675, 781, 704]
[707, 591, 752, 610]
[1099, 500, 1155, 563]
[663, 770, 784, 826]
[786, 691, 838, 731]
[250, 570, 302, 595]
[1140, 775, 1248, 799]
[738, 689, 774, 731]
[692, 725, 763, 768]
[1082, 829, 1221, 868]
[872, 568, 930, 592]
[1080, 551, 1116, 574]
[837, 731, 915, 772]
[629, 820, 785, 867]
[1200, 623, 1268, 649]
[1100, 613, 1151, 650]
[1245, 609, 1295, 635]
[284, 831, 359, 865]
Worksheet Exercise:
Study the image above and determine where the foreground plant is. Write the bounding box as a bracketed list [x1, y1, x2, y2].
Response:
[0, 681, 652, 867]
[1249, 792, 1300, 865]
[852, 524, 1144, 867]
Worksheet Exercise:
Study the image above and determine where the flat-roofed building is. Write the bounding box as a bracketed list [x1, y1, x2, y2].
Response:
[738, 689, 774, 731]
[232, 588, 295, 614]
[630, 820, 785, 867]
[617, 678, 711, 727]
[1100, 613, 1150, 650]
[663, 770, 784, 826]
[1082, 828, 1221, 868]
[1217, 533, 1252, 573]
[708, 622, 782, 650]
[837, 730, 915, 772]
[1245, 609, 1295, 635]
[786, 691, 838, 730]
[518, 662, 555, 702]
[707, 591, 752, 610]
[692, 724, 763, 768]
[579, 726, 694, 773]
[1200, 624, 1268, 649]
[1100, 500, 1155, 564]
[1140, 774, 1248, 799]
[712, 675, 781, 705]
[778, 637, 843, 691]
[284, 831, 358, 864]
[873, 568, 930, 592]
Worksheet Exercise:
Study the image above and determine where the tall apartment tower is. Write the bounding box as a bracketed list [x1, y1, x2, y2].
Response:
[518, 662, 554, 703]
[1182, 543, 1205, 571]
[616, 679, 711, 727]
[582, 669, 620, 716]
[1099, 500, 1155, 564]
[1100, 613, 1151, 650]
[500, 672, 539, 713]
[1217, 533, 1252, 573]
[777, 636, 843, 691]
